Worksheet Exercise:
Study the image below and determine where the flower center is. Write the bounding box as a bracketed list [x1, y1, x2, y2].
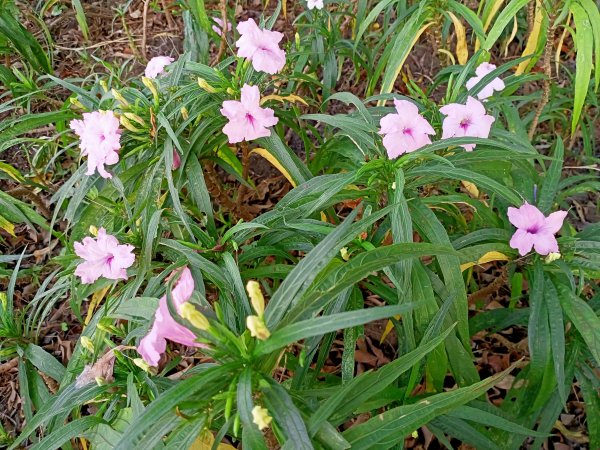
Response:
[526, 225, 540, 234]
[99, 134, 106, 142]
[245, 113, 255, 126]
[402, 127, 413, 136]
[459, 118, 471, 130]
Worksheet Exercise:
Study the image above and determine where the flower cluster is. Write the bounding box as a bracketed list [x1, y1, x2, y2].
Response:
[379, 62, 503, 159]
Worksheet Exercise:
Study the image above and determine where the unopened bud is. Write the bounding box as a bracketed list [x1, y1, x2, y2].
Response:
[197, 77, 218, 93]
[120, 116, 142, 133]
[111, 89, 129, 107]
[89, 225, 98, 236]
[142, 76, 159, 102]
[247, 315, 270, 340]
[180, 106, 189, 120]
[180, 303, 210, 330]
[123, 112, 146, 126]
[246, 280, 265, 316]
[80, 336, 94, 353]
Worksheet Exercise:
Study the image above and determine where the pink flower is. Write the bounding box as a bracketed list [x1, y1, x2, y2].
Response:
[144, 56, 174, 79]
[212, 17, 232, 36]
[379, 99, 435, 159]
[235, 19, 286, 74]
[465, 62, 505, 100]
[508, 203, 567, 256]
[220, 84, 278, 143]
[172, 150, 181, 170]
[70, 111, 122, 178]
[74, 228, 135, 284]
[439, 96, 495, 151]
[137, 267, 204, 366]
[307, 0, 324, 9]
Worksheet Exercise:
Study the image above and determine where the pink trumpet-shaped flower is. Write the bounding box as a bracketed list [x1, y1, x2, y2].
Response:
[236, 18, 286, 74]
[70, 111, 122, 178]
[465, 62, 505, 100]
[379, 99, 435, 159]
[74, 228, 135, 284]
[144, 56, 174, 79]
[439, 96, 495, 151]
[508, 203, 567, 256]
[138, 267, 204, 367]
[307, 0, 324, 9]
[220, 84, 278, 143]
[212, 17, 232, 36]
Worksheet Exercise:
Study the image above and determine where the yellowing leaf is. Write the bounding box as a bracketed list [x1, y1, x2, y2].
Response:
[85, 286, 110, 326]
[0, 162, 26, 183]
[0, 213, 16, 237]
[251, 147, 297, 187]
[461, 180, 480, 198]
[380, 314, 401, 344]
[260, 93, 308, 106]
[320, 211, 328, 222]
[555, 12, 572, 75]
[516, 0, 544, 75]
[504, 15, 519, 56]
[189, 431, 236, 450]
[448, 12, 468, 65]
[460, 251, 509, 272]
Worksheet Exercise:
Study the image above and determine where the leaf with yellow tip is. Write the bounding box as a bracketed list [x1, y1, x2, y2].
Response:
[0, 213, 16, 237]
[460, 251, 509, 272]
[516, 1, 544, 75]
[380, 315, 401, 344]
[448, 12, 468, 65]
[250, 148, 297, 187]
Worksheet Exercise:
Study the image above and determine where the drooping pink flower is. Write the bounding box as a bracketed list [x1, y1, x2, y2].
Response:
[212, 17, 232, 36]
[379, 99, 435, 159]
[70, 111, 122, 178]
[307, 0, 324, 9]
[74, 228, 135, 284]
[465, 62, 505, 100]
[439, 96, 495, 151]
[144, 56, 174, 79]
[220, 84, 278, 143]
[236, 19, 286, 74]
[138, 267, 204, 367]
[507, 203, 567, 256]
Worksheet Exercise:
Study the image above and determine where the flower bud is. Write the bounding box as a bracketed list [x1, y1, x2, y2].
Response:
[111, 89, 130, 108]
[180, 303, 210, 330]
[197, 78, 218, 93]
[251, 405, 272, 430]
[123, 112, 146, 126]
[120, 115, 142, 133]
[180, 106, 189, 120]
[247, 315, 270, 340]
[89, 225, 98, 236]
[80, 336, 94, 353]
[246, 280, 265, 316]
[142, 76, 159, 102]
[545, 252, 561, 263]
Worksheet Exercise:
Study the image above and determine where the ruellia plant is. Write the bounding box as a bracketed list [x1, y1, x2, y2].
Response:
[1, 0, 599, 449]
